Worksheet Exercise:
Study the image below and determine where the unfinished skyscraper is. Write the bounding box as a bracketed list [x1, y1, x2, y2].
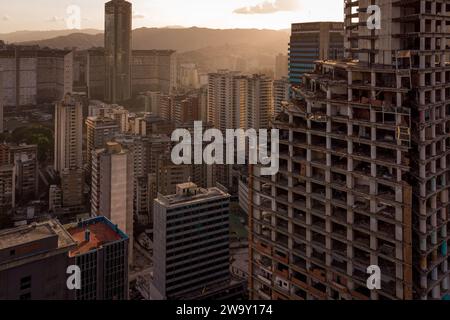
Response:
[249, 0, 450, 300]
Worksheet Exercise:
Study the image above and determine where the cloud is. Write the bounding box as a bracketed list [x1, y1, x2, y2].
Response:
[234, 0, 300, 14]
[133, 13, 145, 19]
[2, 15, 11, 22]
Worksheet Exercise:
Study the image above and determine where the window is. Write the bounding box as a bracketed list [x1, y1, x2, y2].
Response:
[20, 276, 32, 290]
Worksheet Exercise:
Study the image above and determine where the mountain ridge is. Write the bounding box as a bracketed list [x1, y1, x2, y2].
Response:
[1, 27, 289, 53]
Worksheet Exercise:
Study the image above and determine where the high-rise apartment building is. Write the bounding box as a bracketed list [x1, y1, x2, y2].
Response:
[9, 144, 38, 202]
[66, 216, 129, 300]
[54, 94, 84, 209]
[273, 77, 290, 116]
[60, 168, 84, 209]
[155, 161, 191, 197]
[207, 71, 273, 189]
[0, 45, 73, 107]
[81, 48, 176, 101]
[85, 115, 120, 173]
[87, 48, 106, 100]
[208, 70, 246, 131]
[0, 165, 15, 222]
[159, 91, 202, 124]
[91, 142, 133, 264]
[105, 0, 132, 103]
[143, 91, 161, 114]
[54, 94, 83, 173]
[151, 182, 231, 299]
[131, 50, 177, 96]
[288, 22, 344, 85]
[249, 1, 450, 300]
[246, 74, 274, 130]
[178, 63, 200, 90]
[0, 220, 76, 300]
[0, 143, 38, 204]
[208, 71, 274, 130]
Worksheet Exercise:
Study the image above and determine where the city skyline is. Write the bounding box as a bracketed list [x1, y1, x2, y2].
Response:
[1, 0, 450, 304]
[0, 0, 343, 33]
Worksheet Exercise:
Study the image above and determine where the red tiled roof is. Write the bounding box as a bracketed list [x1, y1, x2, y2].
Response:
[67, 222, 122, 257]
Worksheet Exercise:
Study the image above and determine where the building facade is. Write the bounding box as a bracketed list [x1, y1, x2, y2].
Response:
[0, 220, 76, 300]
[151, 183, 231, 299]
[66, 216, 129, 300]
[86, 115, 120, 173]
[288, 22, 344, 85]
[249, 1, 450, 301]
[0, 45, 73, 107]
[91, 142, 133, 264]
[105, 0, 132, 103]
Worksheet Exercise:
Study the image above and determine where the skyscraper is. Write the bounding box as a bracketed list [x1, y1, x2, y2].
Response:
[131, 50, 177, 95]
[245, 74, 274, 130]
[249, 1, 450, 300]
[105, 0, 132, 103]
[207, 70, 246, 131]
[54, 94, 83, 173]
[151, 182, 231, 299]
[273, 77, 290, 116]
[85, 115, 120, 174]
[0, 45, 73, 107]
[207, 71, 274, 190]
[288, 22, 344, 85]
[54, 94, 84, 209]
[275, 53, 289, 80]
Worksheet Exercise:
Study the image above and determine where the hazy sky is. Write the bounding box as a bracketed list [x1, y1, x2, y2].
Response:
[0, 0, 343, 33]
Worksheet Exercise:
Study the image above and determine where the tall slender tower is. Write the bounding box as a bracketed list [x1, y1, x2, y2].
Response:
[105, 0, 132, 103]
[54, 93, 84, 208]
[54, 94, 83, 173]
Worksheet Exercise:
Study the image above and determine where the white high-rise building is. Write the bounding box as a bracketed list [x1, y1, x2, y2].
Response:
[91, 142, 134, 264]
[207, 70, 246, 131]
[208, 71, 274, 131]
[246, 74, 274, 130]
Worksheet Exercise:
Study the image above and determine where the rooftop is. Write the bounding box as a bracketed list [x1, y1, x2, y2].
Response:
[0, 220, 76, 252]
[66, 216, 127, 257]
[156, 182, 230, 207]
